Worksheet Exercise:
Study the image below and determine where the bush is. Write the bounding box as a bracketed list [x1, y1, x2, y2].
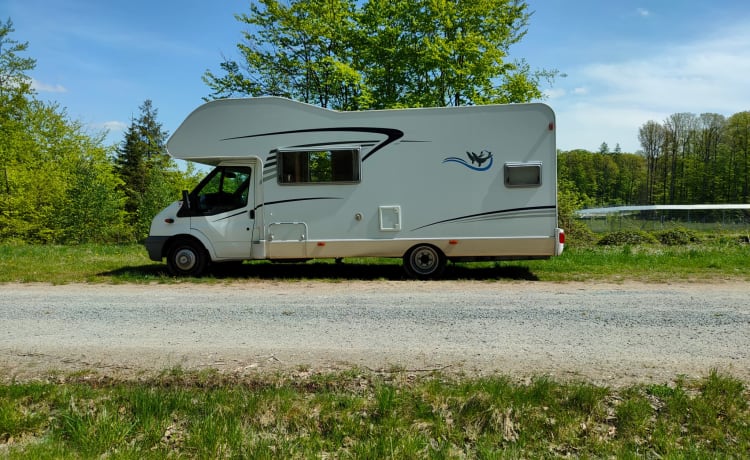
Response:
[597, 230, 658, 246]
[564, 221, 598, 247]
[656, 228, 701, 245]
[558, 180, 597, 247]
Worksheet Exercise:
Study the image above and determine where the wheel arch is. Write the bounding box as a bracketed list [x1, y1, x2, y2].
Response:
[162, 233, 215, 262]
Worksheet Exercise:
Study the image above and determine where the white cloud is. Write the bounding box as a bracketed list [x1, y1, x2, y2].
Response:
[584, 33, 750, 114]
[552, 19, 750, 152]
[636, 8, 650, 18]
[556, 103, 667, 153]
[31, 79, 67, 93]
[91, 121, 127, 133]
[103, 121, 127, 131]
[544, 88, 566, 99]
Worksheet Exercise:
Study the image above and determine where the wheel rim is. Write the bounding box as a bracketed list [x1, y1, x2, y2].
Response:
[410, 246, 439, 275]
[174, 248, 197, 272]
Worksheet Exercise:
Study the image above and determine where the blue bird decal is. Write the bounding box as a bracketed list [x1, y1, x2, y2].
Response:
[443, 150, 494, 171]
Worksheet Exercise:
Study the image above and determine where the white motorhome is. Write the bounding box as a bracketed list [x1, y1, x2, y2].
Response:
[145, 97, 564, 278]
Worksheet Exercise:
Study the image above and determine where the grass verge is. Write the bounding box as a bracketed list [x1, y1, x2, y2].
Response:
[0, 237, 748, 284]
[1, 369, 747, 458]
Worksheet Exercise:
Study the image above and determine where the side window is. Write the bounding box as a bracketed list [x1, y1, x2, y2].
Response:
[278, 149, 360, 184]
[504, 162, 542, 187]
[192, 166, 252, 215]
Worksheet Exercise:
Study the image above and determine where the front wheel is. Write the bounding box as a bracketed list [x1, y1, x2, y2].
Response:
[403, 244, 446, 279]
[167, 238, 209, 277]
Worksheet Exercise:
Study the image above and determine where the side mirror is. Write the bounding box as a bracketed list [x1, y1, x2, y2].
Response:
[181, 190, 191, 209]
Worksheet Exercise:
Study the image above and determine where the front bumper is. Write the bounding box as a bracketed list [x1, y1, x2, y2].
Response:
[144, 236, 170, 261]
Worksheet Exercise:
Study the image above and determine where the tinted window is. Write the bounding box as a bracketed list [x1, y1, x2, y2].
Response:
[278, 149, 360, 184]
[504, 163, 542, 187]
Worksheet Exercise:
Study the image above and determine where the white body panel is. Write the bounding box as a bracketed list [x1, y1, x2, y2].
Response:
[147, 97, 563, 272]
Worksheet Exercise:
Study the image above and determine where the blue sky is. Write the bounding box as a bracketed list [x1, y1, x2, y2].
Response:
[5, 0, 750, 153]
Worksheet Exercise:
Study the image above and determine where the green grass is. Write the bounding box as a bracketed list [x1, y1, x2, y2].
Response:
[0, 234, 748, 284]
[0, 369, 747, 458]
[1, 238, 748, 457]
[534, 243, 750, 282]
[0, 244, 158, 284]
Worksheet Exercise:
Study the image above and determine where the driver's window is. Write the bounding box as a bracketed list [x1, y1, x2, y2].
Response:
[193, 166, 252, 215]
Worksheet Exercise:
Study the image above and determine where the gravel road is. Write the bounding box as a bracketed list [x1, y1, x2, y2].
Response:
[1, 281, 748, 386]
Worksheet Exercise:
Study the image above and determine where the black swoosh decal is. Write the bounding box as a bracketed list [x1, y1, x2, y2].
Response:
[222, 127, 403, 161]
[254, 197, 342, 211]
[284, 140, 379, 150]
[412, 206, 556, 231]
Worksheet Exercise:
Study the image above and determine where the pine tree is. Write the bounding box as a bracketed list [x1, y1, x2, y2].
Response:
[115, 100, 171, 239]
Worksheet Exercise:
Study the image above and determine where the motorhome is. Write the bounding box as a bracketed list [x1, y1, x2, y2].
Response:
[145, 97, 565, 278]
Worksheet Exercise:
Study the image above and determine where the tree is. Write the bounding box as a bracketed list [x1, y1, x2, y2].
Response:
[593, 153, 619, 204]
[358, 0, 554, 107]
[637, 112, 750, 206]
[203, 0, 367, 110]
[662, 113, 698, 204]
[638, 120, 665, 204]
[116, 100, 165, 213]
[116, 100, 168, 239]
[614, 153, 647, 205]
[695, 113, 725, 203]
[204, 0, 557, 108]
[557, 178, 595, 245]
[557, 149, 597, 202]
[561, 111, 750, 211]
[0, 18, 35, 98]
[355, 0, 418, 108]
[0, 18, 35, 208]
[2, 19, 126, 243]
[53, 128, 127, 243]
[558, 148, 646, 207]
[725, 112, 750, 203]
[1, 96, 127, 243]
[115, 100, 199, 240]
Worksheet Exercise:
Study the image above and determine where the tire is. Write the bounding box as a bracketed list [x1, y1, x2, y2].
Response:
[167, 238, 209, 277]
[403, 244, 446, 279]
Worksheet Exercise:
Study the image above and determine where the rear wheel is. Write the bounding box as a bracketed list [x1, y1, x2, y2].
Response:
[403, 244, 446, 279]
[167, 238, 209, 277]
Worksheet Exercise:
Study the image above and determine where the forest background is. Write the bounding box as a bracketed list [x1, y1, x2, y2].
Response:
[1, 0, 748, 246]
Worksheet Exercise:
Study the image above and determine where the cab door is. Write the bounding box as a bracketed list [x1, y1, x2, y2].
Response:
[188, 165, 254, 259]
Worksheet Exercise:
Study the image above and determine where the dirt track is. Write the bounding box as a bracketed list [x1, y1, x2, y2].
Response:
[1, 280, 748, 386]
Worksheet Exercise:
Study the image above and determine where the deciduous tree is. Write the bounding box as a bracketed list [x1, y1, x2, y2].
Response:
[725, 111, 750, 203]
[1, 19, 126, 243]
[638, 120, 665, 204]
[358, 0, 553, 107]
[203, 0, 366, 110]
[204, 0, 557, 108]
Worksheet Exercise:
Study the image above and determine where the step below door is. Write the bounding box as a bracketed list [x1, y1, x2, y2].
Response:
[268, 222, 308, 259]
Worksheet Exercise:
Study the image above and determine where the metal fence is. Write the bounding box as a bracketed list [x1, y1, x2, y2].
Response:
[575, 205, 750, 233]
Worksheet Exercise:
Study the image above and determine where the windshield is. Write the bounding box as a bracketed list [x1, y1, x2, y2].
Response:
[190, 166, 252, 215]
